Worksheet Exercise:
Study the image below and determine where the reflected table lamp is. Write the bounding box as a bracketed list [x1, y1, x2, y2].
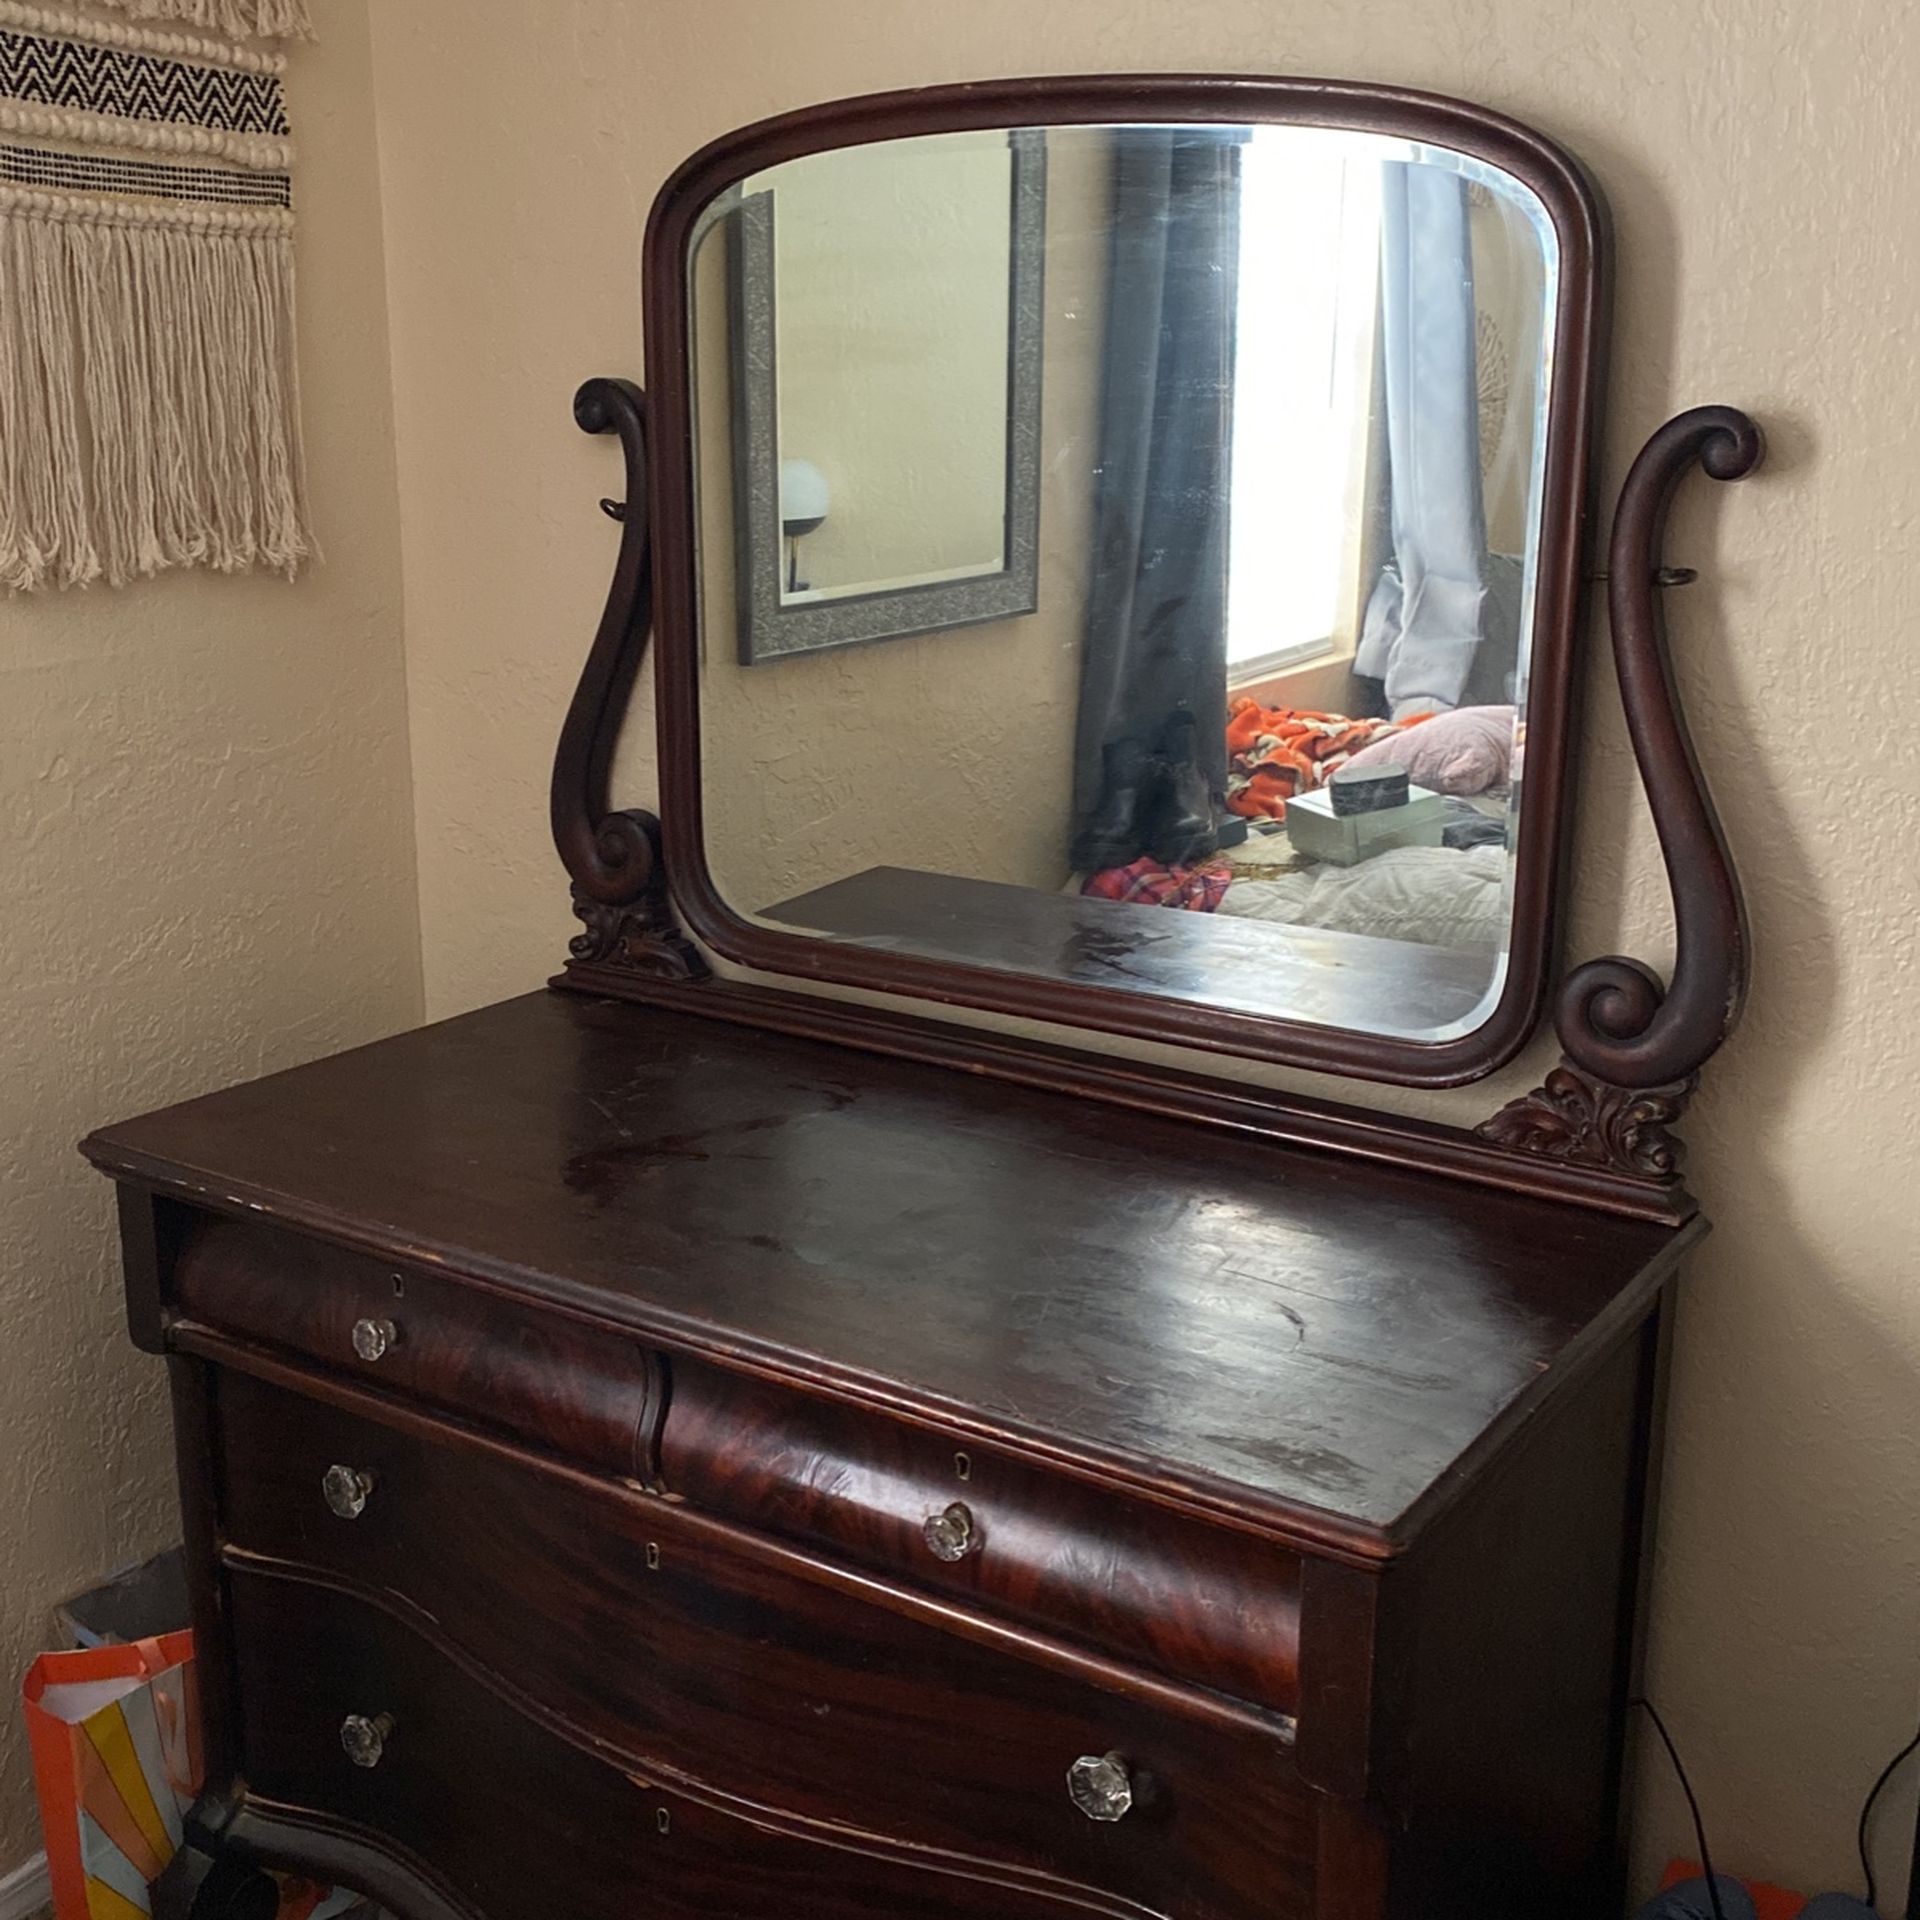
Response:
[780, 458, 830, 594]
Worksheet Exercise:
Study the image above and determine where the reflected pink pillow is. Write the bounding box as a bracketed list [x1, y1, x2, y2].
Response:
[1342, 704, 1516, 797]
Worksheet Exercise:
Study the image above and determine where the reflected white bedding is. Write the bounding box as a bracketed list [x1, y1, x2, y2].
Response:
[1216, 842, 1508, 950]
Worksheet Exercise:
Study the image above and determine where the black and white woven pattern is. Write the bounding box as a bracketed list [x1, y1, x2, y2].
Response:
[0, 24, 286, 135]
[0, 0, 311, 589]
[0, 140, 289, 203]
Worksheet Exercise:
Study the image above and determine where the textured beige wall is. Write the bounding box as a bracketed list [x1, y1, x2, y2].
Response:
[0, 0, 420, 1872]
[697, 133, 1110, 909]
[759, 138, 1015, 595]
[372, 1, 1918, 1906]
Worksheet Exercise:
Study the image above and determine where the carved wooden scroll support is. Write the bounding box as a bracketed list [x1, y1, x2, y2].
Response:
[1482, 405, 1763, 1181]
[552, 378, 706, 983]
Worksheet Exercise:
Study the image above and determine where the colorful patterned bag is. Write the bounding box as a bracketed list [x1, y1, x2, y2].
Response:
[23, 1632, 374, 1919]
[24, 1631, 200, 1919]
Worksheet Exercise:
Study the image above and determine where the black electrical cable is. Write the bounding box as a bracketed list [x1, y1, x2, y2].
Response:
[1634, 1698, 1728, 1920]
[1857, 1716, 1920, 1911]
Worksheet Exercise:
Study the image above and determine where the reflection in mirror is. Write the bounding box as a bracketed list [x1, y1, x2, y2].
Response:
[727, 132, 1045, 659]
[687, 122, 1556, 1044]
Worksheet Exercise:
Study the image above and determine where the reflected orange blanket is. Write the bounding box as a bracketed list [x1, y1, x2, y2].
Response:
[1224, 697, 1416, 821]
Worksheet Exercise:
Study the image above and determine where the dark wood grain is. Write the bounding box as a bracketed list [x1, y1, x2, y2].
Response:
[176, 1273, 1673, 1920]
[160, 1363, 276, 1920]
[200, 1351, 1288, 1747]
[225, 1790, 1134, 1920]
[1368, 1328, 1657, 1919]
[91, 976, 1692, 1917]
[558, 966, 1704, 1224]
[619, 74, 1611, 1089]
[1294, 1559, 1380, 1801]
[1603, 1300, 1677, 1869]
[83, 989, 1694, 1556]
[169, 1215, 666, 1484]
[763, 866, 1496, 1035]
[1315, 1800, 1391, 1920]
[660, 1352, 1303, 1710]
[224, 1579, 1251, 1920]
[168, 1360, 239, 1793]
[224, 1561, 1314, 1920]
[116, 1187, 170, 1354]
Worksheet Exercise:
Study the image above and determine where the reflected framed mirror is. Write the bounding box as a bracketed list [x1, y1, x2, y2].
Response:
[637, 77, 1608, 1088]
[728, 130, 1047, 661]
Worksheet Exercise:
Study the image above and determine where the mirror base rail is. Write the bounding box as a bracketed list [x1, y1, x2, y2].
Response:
[551, 959, 1699, 1227]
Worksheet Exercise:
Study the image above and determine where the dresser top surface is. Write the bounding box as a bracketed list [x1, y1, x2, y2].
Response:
[86, 990, 1691, 1553]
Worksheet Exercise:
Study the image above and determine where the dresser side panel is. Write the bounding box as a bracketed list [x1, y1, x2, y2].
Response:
[1372, 1306, 1662, 1919]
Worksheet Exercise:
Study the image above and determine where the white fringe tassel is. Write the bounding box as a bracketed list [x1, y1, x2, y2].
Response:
[85, 0, 312, 39]
[0, 196, 313, 589]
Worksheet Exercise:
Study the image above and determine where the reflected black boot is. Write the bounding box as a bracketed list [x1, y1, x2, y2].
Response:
[1148, 712, 1221, 867]
[1072, 737, 1160, 872]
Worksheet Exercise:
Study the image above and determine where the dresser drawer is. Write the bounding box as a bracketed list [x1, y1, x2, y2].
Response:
[213, 1371, 1316, 1920]
[228, 1572, 1156, 1920]
[665, 1354, 1304, 1714]
[170, 1217, 664, 1479]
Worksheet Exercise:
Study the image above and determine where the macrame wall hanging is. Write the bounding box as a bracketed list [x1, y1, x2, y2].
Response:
[91, 0, 310, 37]
[0, 0, 314, 591]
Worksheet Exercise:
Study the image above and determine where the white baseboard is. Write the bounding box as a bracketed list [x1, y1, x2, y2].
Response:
[0, 1851, 49, 1920]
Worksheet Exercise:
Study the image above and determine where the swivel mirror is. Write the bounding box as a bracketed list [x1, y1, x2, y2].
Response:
[634, 80, 1606, 1086]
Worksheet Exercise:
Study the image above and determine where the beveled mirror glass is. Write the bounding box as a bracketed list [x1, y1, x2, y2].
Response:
[654, 85, 1604, 1084]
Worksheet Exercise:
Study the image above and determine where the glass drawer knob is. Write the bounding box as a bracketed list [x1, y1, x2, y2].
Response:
[923, 1501, 980, 1563]
[322, 1465, 374, 1520]
[340, 1712, 395, 1769]
[351, 1317, 398, 1363]
[1068, 1751, 1133, 1822]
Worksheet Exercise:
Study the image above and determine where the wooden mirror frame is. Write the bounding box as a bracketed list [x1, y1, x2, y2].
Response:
[655, 75, 1610, 1088]
[550, 73, 1761, 1222]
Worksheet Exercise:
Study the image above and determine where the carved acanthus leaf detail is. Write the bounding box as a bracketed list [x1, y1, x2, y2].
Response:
[565, 809, 707, 980]
[568, 889, 708, 979]
[1478, 1064, 1695, 1181]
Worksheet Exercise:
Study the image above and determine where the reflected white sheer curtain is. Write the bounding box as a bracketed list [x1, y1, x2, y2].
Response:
[1354, 163, 1490, 719]
[1226, 138, 1379, 677]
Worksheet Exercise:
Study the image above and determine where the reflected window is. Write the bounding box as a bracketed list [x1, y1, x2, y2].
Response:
[1227, 136, 1381, 679]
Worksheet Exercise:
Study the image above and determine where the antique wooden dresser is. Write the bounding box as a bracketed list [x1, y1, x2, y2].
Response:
[84, 73, 1762, 1920]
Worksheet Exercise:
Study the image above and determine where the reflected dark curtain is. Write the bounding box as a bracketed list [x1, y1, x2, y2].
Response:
[1069, 129, 1244, 874]
[1355, 164, 1491, 718]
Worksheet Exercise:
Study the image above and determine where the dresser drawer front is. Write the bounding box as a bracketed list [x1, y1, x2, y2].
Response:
[228, 1573, 1152, 1920]
[214, 1371, 1315, 1920]
[171, 1217, 662, 1478]
[666, 1355, 1304, 1713]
